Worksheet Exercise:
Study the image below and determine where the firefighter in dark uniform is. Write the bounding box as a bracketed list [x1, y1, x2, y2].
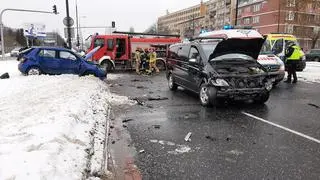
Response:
[284, 41, 300, 83]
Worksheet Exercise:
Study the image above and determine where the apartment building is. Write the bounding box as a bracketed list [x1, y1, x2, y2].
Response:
[236, 0, 320, 49]
[157, 1, 209, 38]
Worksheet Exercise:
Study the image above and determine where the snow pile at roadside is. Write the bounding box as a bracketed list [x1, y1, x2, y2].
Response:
[0, 60, 132, 179]
[297, 62, 320, 83]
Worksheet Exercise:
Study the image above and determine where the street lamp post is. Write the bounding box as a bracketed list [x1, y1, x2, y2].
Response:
[65, 0, 72, 49]
[1, 8, 57, 59]
[75, 0, 80, 47]
[235, 0, 239, 26]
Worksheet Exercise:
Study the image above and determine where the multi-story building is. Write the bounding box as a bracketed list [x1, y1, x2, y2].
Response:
[236, 0, 320, 50]
[157, 1, 209, 38]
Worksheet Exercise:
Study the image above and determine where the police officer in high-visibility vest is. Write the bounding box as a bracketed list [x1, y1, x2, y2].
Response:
[284, 41, 300, 83]
[148, 48, 160, 74]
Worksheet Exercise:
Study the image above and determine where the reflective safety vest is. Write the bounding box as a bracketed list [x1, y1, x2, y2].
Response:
[150, 52, 157, 62]
[287, 46, 301, 60]
[135, 51, 140, 61]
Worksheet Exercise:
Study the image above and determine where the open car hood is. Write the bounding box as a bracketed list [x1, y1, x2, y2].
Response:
[84, 46, 100, 60]
[209, 38, 265, 60]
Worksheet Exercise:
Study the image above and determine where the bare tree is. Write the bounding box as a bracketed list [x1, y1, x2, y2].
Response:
[283, 0, 320, 48]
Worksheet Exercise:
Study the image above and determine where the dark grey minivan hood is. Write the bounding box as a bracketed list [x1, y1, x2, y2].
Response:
[209, 38, 265, 60]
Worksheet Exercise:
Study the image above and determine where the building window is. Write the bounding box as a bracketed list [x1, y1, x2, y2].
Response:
[286, 11, 295, 21]
[287, 0, 296, 7]
[237, 8, 242, 16]
[252, 16, 260, 24]
[243, 17, 251, 25]
[285, 24, 294, 34]
[253, 3, 261, 12]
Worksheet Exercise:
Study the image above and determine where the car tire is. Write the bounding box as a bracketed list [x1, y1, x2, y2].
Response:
[314, 57, 320, 62]
[101, 61, 113, 72]
[199, 84, 217, 107]
[254, 91, 270, 104]
[27, 67, 41, 76]
[168, 73, 178, 91]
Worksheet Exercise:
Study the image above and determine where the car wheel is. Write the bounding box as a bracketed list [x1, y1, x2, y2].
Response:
[314, 57, 320, 62]
[101, 61, 113, 72]
[254, 92, 270, 104]
[156, 59, 166, 71]
[27, 67, 41, 76]
[168, 74, 178, 91]
[199, 84, 217, 107]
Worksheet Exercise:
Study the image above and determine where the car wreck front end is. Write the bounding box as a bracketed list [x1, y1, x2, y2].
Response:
[207, 57, 273, 102]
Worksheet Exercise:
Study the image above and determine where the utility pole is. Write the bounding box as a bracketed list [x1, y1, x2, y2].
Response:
[65, 0, 72, 49]
[75, 0, 80, 47]
[235, 0, 239, 26]
[1, 8, 57, 59]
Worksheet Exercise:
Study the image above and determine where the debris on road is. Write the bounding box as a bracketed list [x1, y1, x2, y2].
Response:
[110, 125, 115, 129]
[0, 72, 9, 79]
[136, 86, 147, 89]
[152, 125, 161, 129]
[111, 140, 116, 144]
[131, 97, 145, 106]
[139, 149, 145, 154]
[205, 136, 217, 141]
[226, 137, 231, 141]
[184, 132, 192, 142]
[122, 124, 128, 128]
[147, 97, 169, 101]
[226, 149, 244, 156]
[122, 118, 134, 123]
[168, 145, 191, 155]
[308, 103, 320, 109]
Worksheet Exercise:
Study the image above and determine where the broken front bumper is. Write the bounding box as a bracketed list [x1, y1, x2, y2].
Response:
[216, 87, 268, 100]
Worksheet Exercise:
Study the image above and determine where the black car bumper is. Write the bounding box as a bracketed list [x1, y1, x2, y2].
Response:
[216, 88, 268, 101]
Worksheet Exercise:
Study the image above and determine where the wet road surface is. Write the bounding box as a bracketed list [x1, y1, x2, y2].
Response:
[107, 72, 320, 180]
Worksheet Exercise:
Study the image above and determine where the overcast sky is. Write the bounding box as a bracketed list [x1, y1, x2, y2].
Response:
[1, 0, 202, 38]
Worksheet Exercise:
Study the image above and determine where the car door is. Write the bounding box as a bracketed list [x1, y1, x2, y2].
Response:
[58, 50, 81, 74]
[37, 49, 60, 74]
[176, 45, 191, 87]
[187, 46, 203, 92]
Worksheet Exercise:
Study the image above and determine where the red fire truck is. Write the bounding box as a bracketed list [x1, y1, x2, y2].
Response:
[86, 31, 181, 71]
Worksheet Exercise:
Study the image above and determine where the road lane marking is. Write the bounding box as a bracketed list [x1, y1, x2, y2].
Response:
[242, 111, 320, 144]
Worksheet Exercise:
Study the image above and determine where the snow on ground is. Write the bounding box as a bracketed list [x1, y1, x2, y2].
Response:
[0, 60, 133, 180]
[297, 62, 320, 83]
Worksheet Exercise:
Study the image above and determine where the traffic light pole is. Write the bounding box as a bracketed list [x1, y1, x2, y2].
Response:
[65, 0, 72, 49]
[0, 8, 57, 59]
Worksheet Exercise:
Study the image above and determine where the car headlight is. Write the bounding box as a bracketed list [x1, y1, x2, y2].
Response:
[211, 78, 229, 87]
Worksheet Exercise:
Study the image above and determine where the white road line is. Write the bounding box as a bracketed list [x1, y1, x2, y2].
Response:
[242, 111, 320, 144]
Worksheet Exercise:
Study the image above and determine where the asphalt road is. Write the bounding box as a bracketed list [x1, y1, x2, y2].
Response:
[107, 72, 320, 180]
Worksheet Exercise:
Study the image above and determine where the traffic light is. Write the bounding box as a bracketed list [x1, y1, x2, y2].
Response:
[112, 21, 115, 28]
[53, 5, 57, 14]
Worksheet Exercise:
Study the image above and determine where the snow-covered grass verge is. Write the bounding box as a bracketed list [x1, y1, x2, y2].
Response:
[297, 62, 320, 83]
[0, 60, 132, 180]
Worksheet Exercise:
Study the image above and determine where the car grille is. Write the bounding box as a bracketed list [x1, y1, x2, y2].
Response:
[225, 77, 265, 89]
[263, 64, 280, 72]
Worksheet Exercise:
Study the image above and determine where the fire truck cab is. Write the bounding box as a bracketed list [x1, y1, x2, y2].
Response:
[87, 32, 181, 71]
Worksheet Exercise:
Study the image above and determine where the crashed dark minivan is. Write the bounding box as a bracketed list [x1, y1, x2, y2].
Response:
[166, 29, 274, 106]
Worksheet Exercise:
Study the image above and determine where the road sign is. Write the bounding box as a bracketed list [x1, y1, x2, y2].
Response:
[63, 17, 74, 26]
[64, 27, 75, 38]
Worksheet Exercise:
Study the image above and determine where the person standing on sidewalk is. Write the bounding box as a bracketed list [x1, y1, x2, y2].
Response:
[134, 48, 141, 74]
[284, 41, 300, 83]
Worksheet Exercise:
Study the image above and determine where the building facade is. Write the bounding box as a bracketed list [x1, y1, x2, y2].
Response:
[236, 0, 320, 50]
[157, 1, 209, 38]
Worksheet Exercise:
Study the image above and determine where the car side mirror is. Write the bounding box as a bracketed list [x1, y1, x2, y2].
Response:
[189, 58, 197, 64]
